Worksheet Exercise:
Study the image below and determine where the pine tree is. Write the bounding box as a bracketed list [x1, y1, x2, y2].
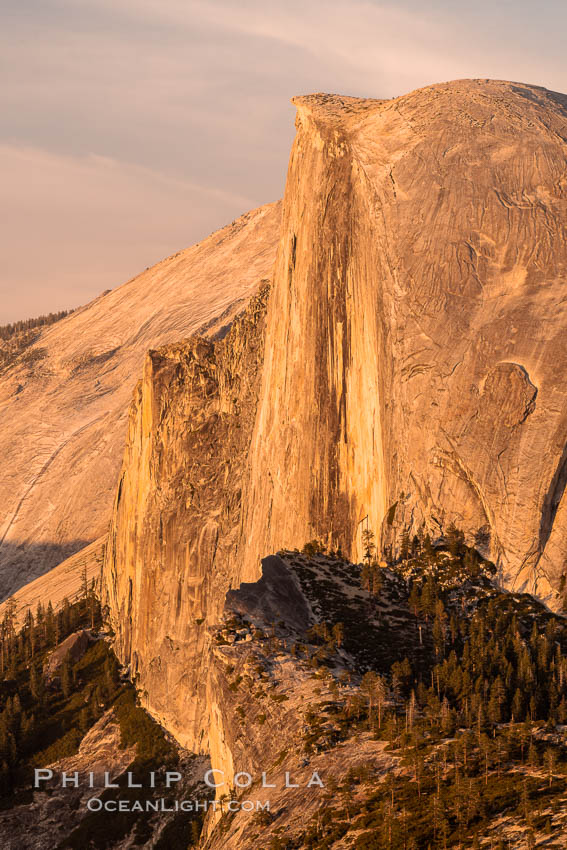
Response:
[528, 737, 539, 767]
[407, 690, 417, 731]
[21, 711, 35, 749]
[544, 748, 557, 787]
[488, 677, 504, 724]
[512, 688, 524, 722]
[61, 598, 71, 635]
[362, 671, 387, 729]
[411, 534, 420, 556]
[45, 602, 56, 646]
[371, 566, 382, 598]
[29, 663, 44, 704]
[361, 527, 375, 565]
[433, 600, 447, 658]
[446, 523, 464, 557]
[3, 598, 17, 636]
[420, 576, 437, 620]
[400, 530, 411, 561]
[332, 622, 344, 648]
[61, 659, 71, 699]
[423, 533, 434, 558]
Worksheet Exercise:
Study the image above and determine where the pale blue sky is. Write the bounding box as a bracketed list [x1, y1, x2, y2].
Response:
[1, 0, 566, 322]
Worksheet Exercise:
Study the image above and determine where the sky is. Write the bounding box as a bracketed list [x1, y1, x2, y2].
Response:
[1, 0, 567, 324]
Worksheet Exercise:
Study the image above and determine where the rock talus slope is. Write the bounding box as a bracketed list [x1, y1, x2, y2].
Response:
[0, 202, 281, 599]
[104, 79, 567, 768]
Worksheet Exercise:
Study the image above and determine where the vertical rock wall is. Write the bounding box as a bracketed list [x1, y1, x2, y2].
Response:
[240, 82, 567, 599]
[104, 287, 270, 747]
[104, 79, 567, 763]
[239, 96, 390, 574]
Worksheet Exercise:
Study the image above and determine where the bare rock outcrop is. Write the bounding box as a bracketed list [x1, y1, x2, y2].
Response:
[103, 79, 567, 792]
[104, 285, 272, 747]
[43, 629, 92, 680]
[242, 81, 567, 602]
[0, 201, 281, 599]
[225, 555, 312, 633]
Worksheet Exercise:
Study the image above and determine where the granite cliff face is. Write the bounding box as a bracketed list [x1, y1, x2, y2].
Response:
[0, 202, 281, 599]
[243, 80, 567, 600]
[104, 286, 271, 747]
[103, 79, 567, 803]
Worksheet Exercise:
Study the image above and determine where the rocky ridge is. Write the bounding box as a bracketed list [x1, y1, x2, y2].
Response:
[0, 201, 281, 599]
[0, 536, 105, 628]
[186, 548, 567, 848]
[0, 711, 137, 850]
[104, 285, 272, 748]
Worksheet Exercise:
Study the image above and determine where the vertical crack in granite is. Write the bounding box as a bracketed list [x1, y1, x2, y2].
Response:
[539, 441, 567, 554]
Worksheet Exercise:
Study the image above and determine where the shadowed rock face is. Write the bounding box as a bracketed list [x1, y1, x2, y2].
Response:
[0, 537, 105, 628]
[0, 202, 281, 600]
[104, 79, 567, 764]
[226, 555, 312, 633]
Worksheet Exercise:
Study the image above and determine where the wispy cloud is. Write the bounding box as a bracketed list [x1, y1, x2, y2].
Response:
[1, 0, 566, 321]
[0, 145, 255, 323]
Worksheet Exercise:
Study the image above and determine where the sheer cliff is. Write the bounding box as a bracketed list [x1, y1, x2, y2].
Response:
[103, 78, 567, 785]
[104, 286, 271, 747]
[0, 202, 281, 599]
[243, 80, 567, 599]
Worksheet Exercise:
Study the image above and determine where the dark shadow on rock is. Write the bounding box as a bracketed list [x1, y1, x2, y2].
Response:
[225, 554, 312, 632]
[0, 539, 93, 602]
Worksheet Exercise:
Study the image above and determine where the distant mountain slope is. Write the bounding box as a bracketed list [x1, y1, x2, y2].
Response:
[0, 310, 72, 374]
[0, 537, 105, 627]
[0, 201, 281, 599]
